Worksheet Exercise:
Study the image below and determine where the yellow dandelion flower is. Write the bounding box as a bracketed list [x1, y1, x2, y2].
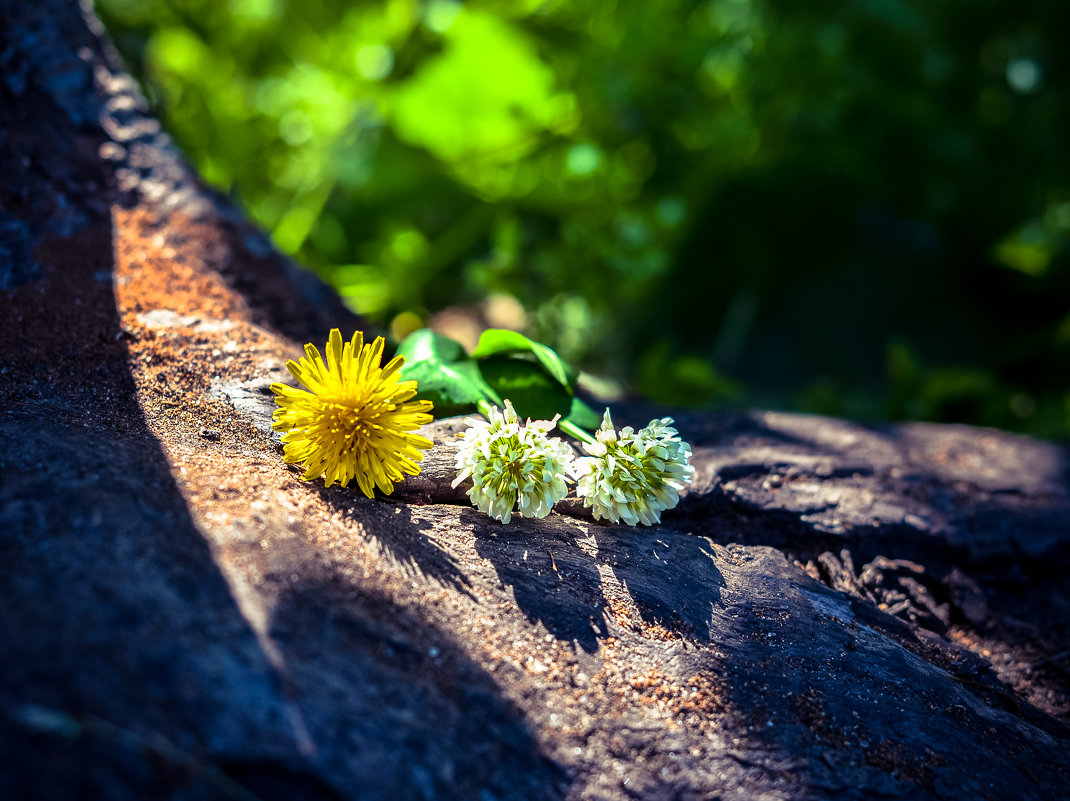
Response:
[270, 329, 434, 497]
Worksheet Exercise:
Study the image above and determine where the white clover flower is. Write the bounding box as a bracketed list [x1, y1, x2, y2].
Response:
[575, 409, 694, 526]
[452, 400, 576, 524]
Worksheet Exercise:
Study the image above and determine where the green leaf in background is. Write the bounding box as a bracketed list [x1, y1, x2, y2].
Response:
[399, 327, 606, 437]
[397, 329, 501, 416]
[472, 328, 578, 391]
[566, 397, 603, 431]
[478, 356, 573, 423]
[397, 327, 467, 366]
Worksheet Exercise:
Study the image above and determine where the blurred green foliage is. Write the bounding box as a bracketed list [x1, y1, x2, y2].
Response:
[98, 0, 1070, 437]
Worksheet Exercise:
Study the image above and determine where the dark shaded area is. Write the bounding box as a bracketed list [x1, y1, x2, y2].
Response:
[0, 157, 300, 801]
[650, 406, 1070, 724]
[314, 487, 474, 596]
[596, 529, 725, 642]
[220, 760, 349, 801]
[0, 0, 100, 289]
[712, 550, 1069, 800]
[654, 406, 1070, 567]
[0, 36, 310, 797]
[471, 510, 609, 653]
[264, 574, 567, 801]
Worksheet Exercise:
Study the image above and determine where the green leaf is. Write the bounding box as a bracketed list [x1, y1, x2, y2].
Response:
[564, 397, 603, 430]
[396, 328, 501, 416]
[479, 356, 573, 422]
[400, 360, 488, 417]
[396, 328, 467, 366]
[471, 328, 578, 391]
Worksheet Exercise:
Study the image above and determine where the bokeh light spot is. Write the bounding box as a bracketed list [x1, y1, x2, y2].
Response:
[425, 0, 462, 33]
[566, 143, 601, 176]
[356, 44, 395, 81]
[390, 310, 425, 342]
[1006, 57, 1042, 94]
[279, 109, 313, 146]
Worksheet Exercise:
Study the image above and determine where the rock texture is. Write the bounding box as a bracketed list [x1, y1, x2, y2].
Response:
[2, 2, 1069, 799]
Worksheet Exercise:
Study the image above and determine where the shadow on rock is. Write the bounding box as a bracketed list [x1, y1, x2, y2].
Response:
[264, 572, 568, 801]
[665, 408, 1070, 569]
[0, 215, 329, 798]
[468, 510, 609, 653]
[657, 409, 1070, 725]
[311, 486, 473, 596]
[594, 527, 725, 642]
[714, 550, 1070, 798]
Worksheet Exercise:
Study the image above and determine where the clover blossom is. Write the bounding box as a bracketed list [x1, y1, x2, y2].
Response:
[452, 400, 575, 524]
[575, 409, 694, 526]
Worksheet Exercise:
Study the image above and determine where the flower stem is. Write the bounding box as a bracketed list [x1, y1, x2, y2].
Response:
[477, 395, 596, 445]
[476, 397, 497, 420]
[559, 418, 597, 445]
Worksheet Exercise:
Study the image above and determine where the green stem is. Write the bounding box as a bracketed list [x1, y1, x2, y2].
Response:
[476, 397, 497, 420]
[476, 396, 596, 445]
[559, 418, 597, 445]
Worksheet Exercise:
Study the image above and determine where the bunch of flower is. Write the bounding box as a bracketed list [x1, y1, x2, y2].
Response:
[270, 329, 434, 498]
[270, 329, 694, 527]
[573, 410, 694, 526]
[451, 401, 574, 524]
[451, 403, 694, 526]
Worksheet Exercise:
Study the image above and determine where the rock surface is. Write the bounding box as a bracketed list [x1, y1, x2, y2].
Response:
[2, 2, 1069, 799]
